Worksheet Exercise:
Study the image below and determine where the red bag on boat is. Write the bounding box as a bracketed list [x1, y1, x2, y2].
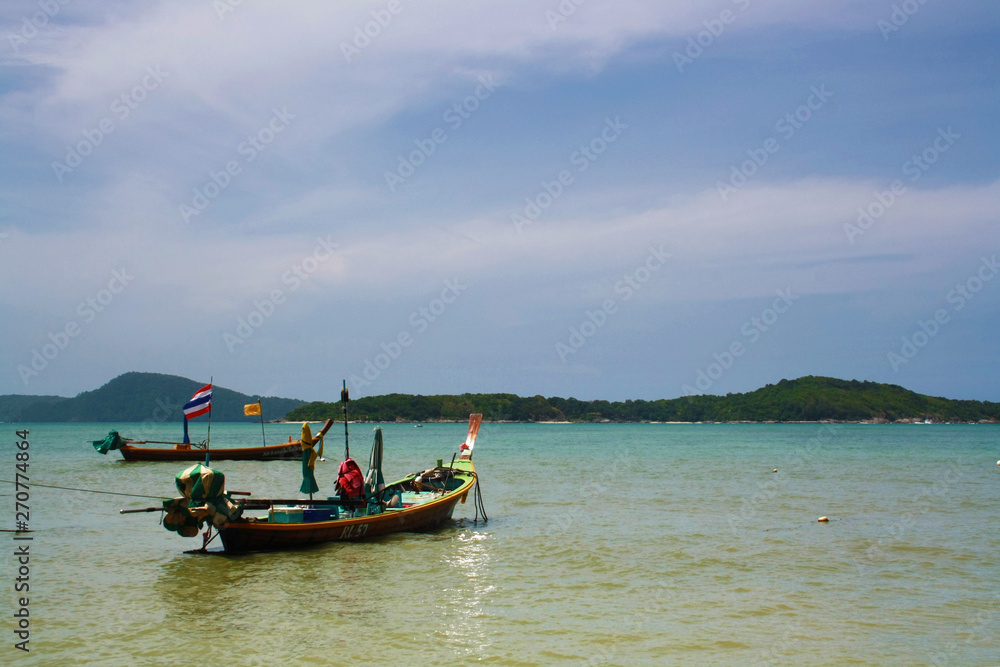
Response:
[336, 458, 365, 499]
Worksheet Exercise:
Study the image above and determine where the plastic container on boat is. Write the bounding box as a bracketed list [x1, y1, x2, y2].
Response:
[303, 508, 338, 522]
[269, 507, 305, 523]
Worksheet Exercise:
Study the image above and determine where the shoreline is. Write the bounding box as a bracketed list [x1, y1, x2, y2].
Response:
[10, 418, 994, 425]
[269, 418, 999, 425]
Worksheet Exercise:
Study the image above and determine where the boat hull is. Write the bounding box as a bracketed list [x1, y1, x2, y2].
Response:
[118, 442, 302, 462]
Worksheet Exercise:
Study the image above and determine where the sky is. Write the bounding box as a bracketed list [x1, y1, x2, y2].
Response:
[1, 0, 998, 404]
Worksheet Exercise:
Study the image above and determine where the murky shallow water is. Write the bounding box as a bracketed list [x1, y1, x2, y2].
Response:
[3, 422, 998, 665]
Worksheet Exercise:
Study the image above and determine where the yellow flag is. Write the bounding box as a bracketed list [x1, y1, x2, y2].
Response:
[244, 402, 262, 416]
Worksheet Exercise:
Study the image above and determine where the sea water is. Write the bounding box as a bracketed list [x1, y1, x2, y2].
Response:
[2, 422, 998, 665]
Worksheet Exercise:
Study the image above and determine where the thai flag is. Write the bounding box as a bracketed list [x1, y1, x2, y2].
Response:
[183, 384, 212, 420]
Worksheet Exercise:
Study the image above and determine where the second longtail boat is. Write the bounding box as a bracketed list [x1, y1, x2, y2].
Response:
[91, 385, 302, 462]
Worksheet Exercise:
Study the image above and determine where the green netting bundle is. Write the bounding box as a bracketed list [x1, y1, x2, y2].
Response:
[162, 464, 242, 537]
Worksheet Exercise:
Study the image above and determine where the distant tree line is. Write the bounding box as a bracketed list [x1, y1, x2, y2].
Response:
[285, 377, 1000, 423]
[6, 373, 996, 424]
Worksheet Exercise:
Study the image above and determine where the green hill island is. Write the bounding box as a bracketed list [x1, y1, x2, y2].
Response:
[290, 376, 998, 424]
[2, 373, 998, 424]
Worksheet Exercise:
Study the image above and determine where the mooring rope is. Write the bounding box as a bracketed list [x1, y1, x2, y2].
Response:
[0, 479, 166, 500]
[473, 476, 488, 522]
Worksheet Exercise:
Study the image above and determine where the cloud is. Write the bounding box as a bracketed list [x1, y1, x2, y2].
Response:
[2, 1, 996, 399]
[4, 176, 995, 317]
[4, 1, 895, 139]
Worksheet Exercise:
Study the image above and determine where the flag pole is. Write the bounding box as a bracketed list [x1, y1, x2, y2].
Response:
[341, 380, 350, 460]
[258, 400, 266, 446]
[205, 376, 214, 466]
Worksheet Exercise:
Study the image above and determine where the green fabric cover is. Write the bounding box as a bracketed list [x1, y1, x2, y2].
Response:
[92, 430, 127, 455]
[365, 427, 385, 498]
[163, 464, 242, 538]
[300, 449, 320, 494]
[299, 422, 320, 495]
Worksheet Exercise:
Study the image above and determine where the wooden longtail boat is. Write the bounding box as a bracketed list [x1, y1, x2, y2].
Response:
[129, 407, 487, 554]
[93, 432, 303, 461]
[93, 388, 301, 462]
[217, 413, 485, 554]
[117, 441, 302, 462]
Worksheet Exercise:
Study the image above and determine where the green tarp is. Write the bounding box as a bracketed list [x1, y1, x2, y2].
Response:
[92, 430, 127, 455]
[365, 427, 385, 500]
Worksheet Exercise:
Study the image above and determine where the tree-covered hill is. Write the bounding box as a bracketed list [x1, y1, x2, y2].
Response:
[290, 392, 565, 423]
[0, 394, 65, 422]
[0, 372, 306, 422]
[287, 377, 1000, 423]
[4, 374, 997, 424]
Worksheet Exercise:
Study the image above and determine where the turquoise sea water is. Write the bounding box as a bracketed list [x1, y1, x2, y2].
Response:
[2, 422, 999, 665]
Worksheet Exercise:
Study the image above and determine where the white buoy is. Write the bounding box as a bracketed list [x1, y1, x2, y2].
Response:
[773, 469, 778, 473]
[818, 516, 829, 522]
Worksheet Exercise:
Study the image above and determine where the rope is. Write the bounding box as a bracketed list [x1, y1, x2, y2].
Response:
[0, 479, 166, 500]
[473, 476, 488, 522]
